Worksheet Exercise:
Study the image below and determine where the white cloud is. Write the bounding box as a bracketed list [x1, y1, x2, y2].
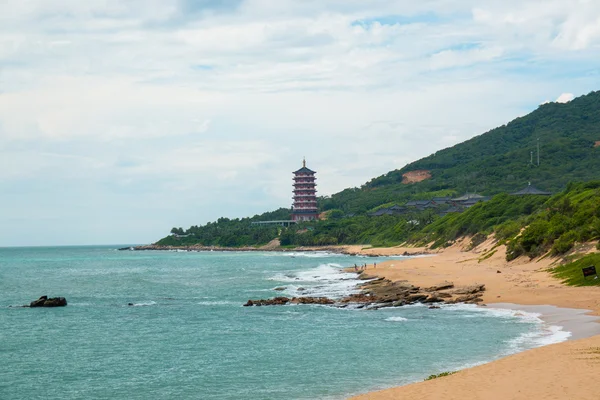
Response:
[555, 92, 575, 103]
[1, 0, 599, 245]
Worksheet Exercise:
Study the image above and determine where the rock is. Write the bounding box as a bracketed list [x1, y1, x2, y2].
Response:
[430, 291, 452, 298]
[423, 295, 443, 303]
[340, 293, 372, 303]
[290, 297, 334, 305]
[358, 273, 378, 280]
[29, 296, 67, 307]
[406, 293, 429, 302]
[243, 296, 333, 306]
[29, 296, 48, 307]
[273, 287, 286, 291]
[449, 284, 485, 295]
[128, 303, 134, 306]
[497, 270, 502, 273]
[297, 287, 305, 291]
[465, 297, 484, 304]
[424, 281, 454, 292]
[392, 300, 406, 307]
[454, 293, 483, 303]
[429, 305, 441, 309]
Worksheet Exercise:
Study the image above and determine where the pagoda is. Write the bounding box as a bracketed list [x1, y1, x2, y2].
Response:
[291, 159, 318, 221]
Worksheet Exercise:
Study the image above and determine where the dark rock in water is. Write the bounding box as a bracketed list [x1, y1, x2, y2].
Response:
[128, 303, 134, 306]
[30, 296, 67, 307]
[297, 287, 305, 291]
[243, 296, 334, 306]
[118, 247, 133, 251]
[273, 287, 286, 291]
[429, 305, 441, 309]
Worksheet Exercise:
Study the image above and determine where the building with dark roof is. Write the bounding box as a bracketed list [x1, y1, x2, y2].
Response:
[510, 183, 552, 196]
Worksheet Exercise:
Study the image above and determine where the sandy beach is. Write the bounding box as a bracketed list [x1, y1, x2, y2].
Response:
[346, 239, 600, 400]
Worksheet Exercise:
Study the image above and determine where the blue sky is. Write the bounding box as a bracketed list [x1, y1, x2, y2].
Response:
[1, 0, 600, 246]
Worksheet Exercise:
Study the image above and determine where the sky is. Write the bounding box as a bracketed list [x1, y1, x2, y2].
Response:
[1, 0, 600, 246]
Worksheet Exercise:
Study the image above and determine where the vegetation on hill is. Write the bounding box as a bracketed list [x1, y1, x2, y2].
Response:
[505, 181, 600, 260]
[156, 208, 290, 247]
[322, 90, 600, 214]
[410, 194, 548, 248]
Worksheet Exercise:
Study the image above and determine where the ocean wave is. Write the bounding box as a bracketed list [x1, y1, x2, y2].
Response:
[196, 301, 237, 306]
[506, 324, 571, 352]
[445, 304, 571, 353]
[268, 263, 361, 299]
[281, 252, 346, 258]
[385, 316, 409, 322]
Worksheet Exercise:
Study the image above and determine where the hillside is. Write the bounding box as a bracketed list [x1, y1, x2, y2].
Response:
[155, 90, 600, 248]
[321, 90, 600, 214]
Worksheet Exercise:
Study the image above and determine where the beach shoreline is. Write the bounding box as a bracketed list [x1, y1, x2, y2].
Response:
[345, 239, 600, 400]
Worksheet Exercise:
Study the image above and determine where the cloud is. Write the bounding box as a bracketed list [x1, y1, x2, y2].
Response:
[555, 92, 575, 103]
[1, 0, 600, 245]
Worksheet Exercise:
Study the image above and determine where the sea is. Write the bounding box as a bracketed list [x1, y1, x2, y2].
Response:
[0, 246, 571, 400]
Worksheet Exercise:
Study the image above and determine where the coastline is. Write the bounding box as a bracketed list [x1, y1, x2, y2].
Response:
[127, 243, 427, 257]
[345, 239, 600, 400]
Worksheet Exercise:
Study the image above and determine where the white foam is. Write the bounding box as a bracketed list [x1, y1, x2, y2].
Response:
[506, 324, 571, 352]
[385, 316, 409, 322]
[196, 301, 236, 306]
[268, 263, 361, 299]
[444, 304, 571, 353]
[131, 301, 156, 307]
[280, 252, 344, 258]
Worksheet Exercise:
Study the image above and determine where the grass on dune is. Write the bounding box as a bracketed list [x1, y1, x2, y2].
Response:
[550, 253, 600, 286]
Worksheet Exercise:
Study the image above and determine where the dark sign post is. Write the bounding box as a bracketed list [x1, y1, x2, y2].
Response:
[582, 266, 597, 279]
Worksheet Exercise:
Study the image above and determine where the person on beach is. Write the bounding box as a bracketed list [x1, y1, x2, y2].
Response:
[354, 264, 358, 271]
[374, 262, 377, 269]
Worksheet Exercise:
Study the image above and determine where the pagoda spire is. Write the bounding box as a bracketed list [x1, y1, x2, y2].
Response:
[303, 157, 306, 168]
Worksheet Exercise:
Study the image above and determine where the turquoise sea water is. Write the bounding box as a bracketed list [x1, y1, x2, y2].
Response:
[0, 246, 570, 399]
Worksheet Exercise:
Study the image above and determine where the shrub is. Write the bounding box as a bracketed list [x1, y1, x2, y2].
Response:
[551, 231, 578, 255]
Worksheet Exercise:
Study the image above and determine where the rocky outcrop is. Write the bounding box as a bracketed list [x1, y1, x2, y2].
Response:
[424, 281, 454, 292]
[243, 297, 334, 307]
[243, 279, 486, 308]
[29, 296, 67, 307]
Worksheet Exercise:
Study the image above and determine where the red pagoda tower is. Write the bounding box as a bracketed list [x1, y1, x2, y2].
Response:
[292, 159, 318, 221]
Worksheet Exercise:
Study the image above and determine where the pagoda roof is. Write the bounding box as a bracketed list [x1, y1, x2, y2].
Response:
[293, 166, 315, 174]
[293, 159, 316, 174]
[510, 183, 552, 196]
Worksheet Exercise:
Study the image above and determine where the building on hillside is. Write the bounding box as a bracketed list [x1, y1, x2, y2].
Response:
[431, 197, 453, 205]
[369, 205, 408, 217]
[510, 182, 552, 196]
[291, 159, 319, 221]
[405, 200, 436, 208]
[451, 193, 490, 208]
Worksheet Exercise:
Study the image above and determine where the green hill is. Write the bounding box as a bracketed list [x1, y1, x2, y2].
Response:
[321, 90, 600, 214]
